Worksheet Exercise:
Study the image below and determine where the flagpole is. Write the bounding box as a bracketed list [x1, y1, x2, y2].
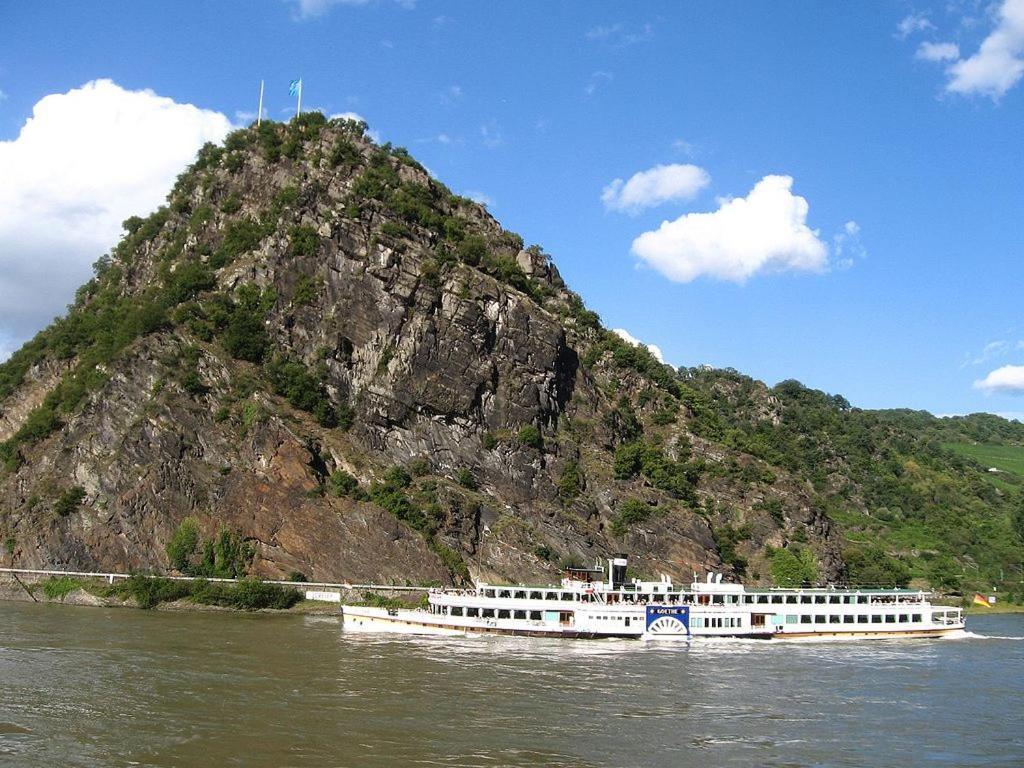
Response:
[257, 80, 264, 127]
[296, 79, 302, 119]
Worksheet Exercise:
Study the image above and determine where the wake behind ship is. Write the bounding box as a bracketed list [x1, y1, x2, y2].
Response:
[341, 556, 965, 641]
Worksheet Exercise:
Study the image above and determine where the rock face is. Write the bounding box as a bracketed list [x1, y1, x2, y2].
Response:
[0, 116, 844, 585]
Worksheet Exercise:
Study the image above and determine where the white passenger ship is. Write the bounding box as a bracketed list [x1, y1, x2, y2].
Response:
[341, 555, 965, 640]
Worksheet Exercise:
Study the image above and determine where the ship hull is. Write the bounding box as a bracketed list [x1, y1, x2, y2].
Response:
[341, 606, 965, 641]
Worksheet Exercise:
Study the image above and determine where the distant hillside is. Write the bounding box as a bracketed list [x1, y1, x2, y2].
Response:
[0, 113, 1021, 601]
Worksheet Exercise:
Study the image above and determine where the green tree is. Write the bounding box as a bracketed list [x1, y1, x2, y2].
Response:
[54, 486, 87, 517]
[558, 460, 583, 502]
[517, 424, 543, 450]
[611, 499, 654, 536]
[843, 545, 911, 587]
[770, 545, 819, 587]
[222, 309, 269, 363]
[166, 517, 200, 572]
[329, 470, 359, 497]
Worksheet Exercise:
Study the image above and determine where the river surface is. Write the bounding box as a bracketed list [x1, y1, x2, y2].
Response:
[0, 603, 1021, 767]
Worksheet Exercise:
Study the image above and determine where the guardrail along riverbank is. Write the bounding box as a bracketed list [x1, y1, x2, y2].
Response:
[0, 567, 431, 612]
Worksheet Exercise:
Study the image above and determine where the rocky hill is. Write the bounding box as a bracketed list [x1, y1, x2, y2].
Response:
[1, 114, 1022, 596]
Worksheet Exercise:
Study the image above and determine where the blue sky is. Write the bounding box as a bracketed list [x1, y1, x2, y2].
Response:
[1, 1, 1022, 418]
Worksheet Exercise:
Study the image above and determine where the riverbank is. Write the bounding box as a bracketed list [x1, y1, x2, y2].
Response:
[0, 573, 422, 615]
[964, 602, 1024, 615]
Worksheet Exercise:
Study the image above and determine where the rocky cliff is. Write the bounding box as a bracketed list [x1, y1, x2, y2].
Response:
[4, 113, 1015, 591]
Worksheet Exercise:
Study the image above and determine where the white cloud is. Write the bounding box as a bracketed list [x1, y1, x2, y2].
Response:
[671, 138, 695, 156]
[585, 22, 653, 47]
[480, 120, 503, 148]
[612, 328, 665, 364]
[962, 339, 1010, 368]
[631, 175, 828, 283]
[290, 0, 370, 19]
[974, 365, 1024, 393]
[288, 0, 413, 18]
[946, 0, 1024, 98]
[916, 41, 961, 61]
[463, 190, 493, 207]
[0, 79, 232, 359]
[602, 164, 710, 214]
[832, 219, 865, 269]
[0, 89, 7, 103]
[586, 24, 622, 41]
[897, 13, 935, 38]
[585, 71, 613, 96]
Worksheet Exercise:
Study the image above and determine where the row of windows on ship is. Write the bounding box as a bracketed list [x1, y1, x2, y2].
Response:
[472, 589, 923, 605]
[428, 605, 933, 626]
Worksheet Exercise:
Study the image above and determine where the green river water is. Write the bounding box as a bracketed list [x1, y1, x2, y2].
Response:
[1, 602, 1021, 767]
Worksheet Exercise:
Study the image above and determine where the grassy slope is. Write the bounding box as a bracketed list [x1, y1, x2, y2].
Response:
[943, 442, 1024, 477]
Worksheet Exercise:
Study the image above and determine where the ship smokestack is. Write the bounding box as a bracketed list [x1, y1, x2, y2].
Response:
[609, 554, 628, 589]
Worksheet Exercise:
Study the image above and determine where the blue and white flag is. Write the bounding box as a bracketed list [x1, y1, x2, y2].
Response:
[289, 79, 302, 96]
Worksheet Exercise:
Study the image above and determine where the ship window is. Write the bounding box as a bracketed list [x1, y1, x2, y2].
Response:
[713, 596, 725, 605]
[885, 615, 896, 623]
[829, 596, 841, 604]
[829, 615, 841, 624]
[814, 595, 826, 604]
[857, 615, 868, 623]
[561, 593, 573, 601]
[451, 607, 463, 617]
[530, 591, 542, 600]
[483, 609, 494, 618]
[624, 617, 630, 627]
[499, 590, 511, 599]
[498, 610, 511, 619]
[843, 615, 854, 623]
[756, 595, 768, 604]
[786, 615, 798, 624]
[692, 617, 702, 628]
[545, 592, 558, 600]
[743, 595, 753, 604]
[871, 615, 882, 624]
[898, 614, 909, 623]
[484, 590, 495, 598]
[912, 614, 922, 622]
[771, 595, 783, 604]
[857, 596, 868, 604]
[785, 595, 798, 604]
[801, 595, 812, 604]
[467, 608, 479, 617]
[652, 586, 659, 592]
[513, 610, 525, 619]
[801, 615, 812, 624]
[814, 615, 826, 624]
[514, 591, 526, 599]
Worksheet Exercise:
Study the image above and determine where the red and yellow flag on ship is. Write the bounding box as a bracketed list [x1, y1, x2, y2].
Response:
[973, 593, 992, 607]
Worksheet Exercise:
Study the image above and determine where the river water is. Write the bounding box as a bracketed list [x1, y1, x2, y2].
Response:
[0, 602, 1021, 767]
